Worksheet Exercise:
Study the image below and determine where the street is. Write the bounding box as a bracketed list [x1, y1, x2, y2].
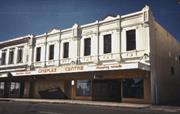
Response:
[0, 101, 179, 114]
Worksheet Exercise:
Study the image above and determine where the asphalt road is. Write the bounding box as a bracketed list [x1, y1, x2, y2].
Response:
[0, 101, 179, 114]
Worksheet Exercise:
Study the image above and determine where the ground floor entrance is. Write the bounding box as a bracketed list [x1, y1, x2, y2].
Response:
[71, 70, 150, 103]
[93, 80, 121, 102]
[74, 78, 146, 103]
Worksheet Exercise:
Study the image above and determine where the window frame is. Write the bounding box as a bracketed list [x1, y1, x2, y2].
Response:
[9, 82, 20, 96]
[84, 38, 91, 56]
[63, 42, 69, 58]
[8, 48, 15, 64]
[17, 47, 24, 63]
[76, 80, 92, 97]
[49, 44, 55, 60]
[0, 82, 4, 96]
[122, 78, 144, 99]
[126, 29, 136, 51]
[36, 47, 41, 62]
[1, 50, 7, 65]
[103, 34, 112, 54]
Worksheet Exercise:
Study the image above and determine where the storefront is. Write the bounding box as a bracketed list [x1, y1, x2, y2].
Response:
[6, 63, 151, 103]
[70, 70, 150, 103]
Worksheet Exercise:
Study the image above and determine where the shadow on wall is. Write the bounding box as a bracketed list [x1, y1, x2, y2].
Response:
[39, 87, 67, 99]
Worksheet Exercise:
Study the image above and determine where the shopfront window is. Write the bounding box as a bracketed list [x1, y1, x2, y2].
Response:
[76, 80, 91, 97]
[0, 82, 4, 96]
[123, 78, 144, 99]
[10, 82, 20, 97]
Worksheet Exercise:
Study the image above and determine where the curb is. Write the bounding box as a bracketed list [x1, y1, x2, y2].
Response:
[0, 98, 151, 109]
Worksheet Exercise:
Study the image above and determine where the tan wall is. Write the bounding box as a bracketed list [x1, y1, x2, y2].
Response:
[149, 14, 180, 105]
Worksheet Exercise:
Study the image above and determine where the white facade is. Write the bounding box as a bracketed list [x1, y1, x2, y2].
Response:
[26, 6, 150, 69]
[0, 6, 180, 105]
[0, 35, 33, 73]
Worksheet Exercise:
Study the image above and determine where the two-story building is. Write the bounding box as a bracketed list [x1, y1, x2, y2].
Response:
[0, 6, 180, 105]
[0, 35, 33, 98]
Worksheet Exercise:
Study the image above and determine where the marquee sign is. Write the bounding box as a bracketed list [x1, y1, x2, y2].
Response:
[12, 65, 85, 76]
[38, 65, 84, 74]
[11, 63, 146, 77]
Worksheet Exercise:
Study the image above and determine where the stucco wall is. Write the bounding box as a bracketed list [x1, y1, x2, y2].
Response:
[150, 15, 180, 105]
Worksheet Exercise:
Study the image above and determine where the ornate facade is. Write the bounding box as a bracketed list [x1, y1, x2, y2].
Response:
[0, 6, 179, 105]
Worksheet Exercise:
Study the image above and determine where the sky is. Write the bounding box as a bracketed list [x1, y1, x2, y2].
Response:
[0, 0, 180, 42]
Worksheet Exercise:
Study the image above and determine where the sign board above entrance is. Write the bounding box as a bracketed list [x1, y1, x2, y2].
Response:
[11, 62, 149, 77]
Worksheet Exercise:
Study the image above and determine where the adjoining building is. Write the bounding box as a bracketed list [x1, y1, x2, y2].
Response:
[0, 6, 180, 105]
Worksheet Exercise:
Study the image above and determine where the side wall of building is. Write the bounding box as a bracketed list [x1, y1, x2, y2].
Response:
[149, 13, 180, 105]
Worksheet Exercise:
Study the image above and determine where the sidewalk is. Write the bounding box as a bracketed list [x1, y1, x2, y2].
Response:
[0, 98, 150, 109]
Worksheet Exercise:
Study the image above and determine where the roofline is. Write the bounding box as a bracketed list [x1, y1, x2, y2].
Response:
[1, 5, 148, 41]
[0, 34, 33, 44]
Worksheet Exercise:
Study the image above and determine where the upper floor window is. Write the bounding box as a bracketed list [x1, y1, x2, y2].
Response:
[84, 38, 91, 56]
[103, 34, 111, 54]
[1, 50, 7, 65]
[126, 29, 136, 51]
[8, 48, 15, 64]
[63, 42, 69, 58]
[17, 47, 23, 63]
[36, 47, 41, 62]
[49, 45, 54, 60]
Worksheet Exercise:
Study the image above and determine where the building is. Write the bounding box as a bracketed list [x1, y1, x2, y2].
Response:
[0, 6, 180, 105]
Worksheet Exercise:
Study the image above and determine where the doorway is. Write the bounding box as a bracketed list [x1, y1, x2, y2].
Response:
[93, 79, 121, 102]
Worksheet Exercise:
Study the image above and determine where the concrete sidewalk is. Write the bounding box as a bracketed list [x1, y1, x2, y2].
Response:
[0, 98, 150, 109]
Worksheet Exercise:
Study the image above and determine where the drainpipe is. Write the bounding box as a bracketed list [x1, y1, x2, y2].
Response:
[118, 15, 122, 62]
[97, 21, 100, 64]
[58, 30, 61, 66]
[30, 36, 35, 70]
[44, 33, 47, 67]
[118, 15, 123, 100]
[77, 27, 80, 64]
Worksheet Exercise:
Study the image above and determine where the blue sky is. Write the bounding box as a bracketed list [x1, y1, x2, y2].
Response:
[0, 0, 180, 42]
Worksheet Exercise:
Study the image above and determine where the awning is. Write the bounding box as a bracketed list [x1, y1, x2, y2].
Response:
[11, 62, 150, 77]
[0, 73, 8, 78]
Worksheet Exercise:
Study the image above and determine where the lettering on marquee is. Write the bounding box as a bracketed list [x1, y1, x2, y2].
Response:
[38, 67, 57, 73]
[13, 64, 121, 76]
[37, 65, 84, 74]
